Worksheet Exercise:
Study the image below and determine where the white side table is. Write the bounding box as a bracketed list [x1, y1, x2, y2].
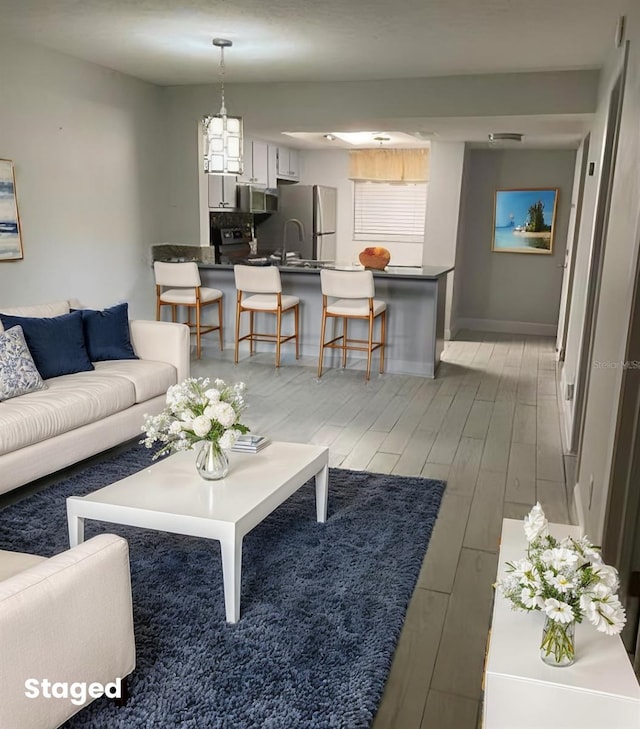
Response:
[483, 519, 640, 729]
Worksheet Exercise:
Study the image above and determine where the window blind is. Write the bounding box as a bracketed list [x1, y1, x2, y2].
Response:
[353, 181, 427, 243]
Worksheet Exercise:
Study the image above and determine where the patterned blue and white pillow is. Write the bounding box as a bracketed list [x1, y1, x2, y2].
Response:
[0, 325, 48, 401]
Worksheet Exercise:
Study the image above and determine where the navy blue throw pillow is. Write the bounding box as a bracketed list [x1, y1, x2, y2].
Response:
[0, 310, 94, 380]
[76, 303, 138, 361]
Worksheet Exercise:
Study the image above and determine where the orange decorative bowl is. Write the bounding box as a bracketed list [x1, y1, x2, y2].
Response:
[358, 247, 391, 270]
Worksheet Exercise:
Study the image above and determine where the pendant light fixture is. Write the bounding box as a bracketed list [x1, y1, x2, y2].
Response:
[202, 38, 243, 175]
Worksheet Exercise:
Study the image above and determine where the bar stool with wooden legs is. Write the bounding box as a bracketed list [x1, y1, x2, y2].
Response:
[153, 261, 223, 359]
[317, 269, 386, 381]
[233, 265, 300, 367]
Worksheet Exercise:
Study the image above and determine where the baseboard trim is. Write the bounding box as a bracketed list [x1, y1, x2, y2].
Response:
[456, 317, 558, 337]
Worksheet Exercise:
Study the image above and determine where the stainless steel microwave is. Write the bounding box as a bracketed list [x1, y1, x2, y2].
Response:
[237, 185, 278, 214]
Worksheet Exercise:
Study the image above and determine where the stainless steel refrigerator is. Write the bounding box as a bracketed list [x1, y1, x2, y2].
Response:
[256, 185, 337, 260]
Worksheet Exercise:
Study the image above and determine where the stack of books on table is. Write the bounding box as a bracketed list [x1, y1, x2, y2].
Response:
[231, 434, 270, 454]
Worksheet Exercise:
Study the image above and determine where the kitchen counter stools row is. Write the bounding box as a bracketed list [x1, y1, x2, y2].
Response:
[153, 262, 387, 380]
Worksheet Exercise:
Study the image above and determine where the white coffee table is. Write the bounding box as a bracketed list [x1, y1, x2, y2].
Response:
[66, 441, 329, 623]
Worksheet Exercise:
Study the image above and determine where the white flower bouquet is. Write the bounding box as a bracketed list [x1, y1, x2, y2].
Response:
[495, 503, 626, 665]
[141, 377, 249, 457]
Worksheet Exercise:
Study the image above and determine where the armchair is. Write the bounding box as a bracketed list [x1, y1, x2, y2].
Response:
[0, 534, 136, 729]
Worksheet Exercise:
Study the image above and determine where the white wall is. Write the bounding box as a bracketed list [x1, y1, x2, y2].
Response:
[0, 37, 164, 317]
[559, 47, 628, 453]
[454, 148, 577, 335]
[424, 142, 466, 337]
[570, 2, 640, 541]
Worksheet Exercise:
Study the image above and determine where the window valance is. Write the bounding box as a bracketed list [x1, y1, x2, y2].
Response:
[348, 148, 429, 182]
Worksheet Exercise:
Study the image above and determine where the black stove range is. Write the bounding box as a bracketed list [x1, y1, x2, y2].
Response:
[211, 224, 252, 264]
[211, 224, 273, 265]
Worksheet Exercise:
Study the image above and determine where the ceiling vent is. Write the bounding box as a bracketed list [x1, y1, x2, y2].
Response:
[488, 132, 523, 143]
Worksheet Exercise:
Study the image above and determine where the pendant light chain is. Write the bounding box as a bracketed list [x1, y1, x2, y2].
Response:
[218, 44, 227, 117]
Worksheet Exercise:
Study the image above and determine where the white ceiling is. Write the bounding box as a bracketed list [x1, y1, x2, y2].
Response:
[1, 0, 628, 86]
[2, 0, 628, 149]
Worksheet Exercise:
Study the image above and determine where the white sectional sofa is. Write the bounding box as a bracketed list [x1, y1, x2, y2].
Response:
[0, 300, 190, 495]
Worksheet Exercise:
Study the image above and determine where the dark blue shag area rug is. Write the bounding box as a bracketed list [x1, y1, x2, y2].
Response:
[0, 445, 445, 729]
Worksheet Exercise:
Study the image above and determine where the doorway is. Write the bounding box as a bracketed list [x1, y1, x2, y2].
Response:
[556, 135, 589, 362]
[572, 69, 626, 456]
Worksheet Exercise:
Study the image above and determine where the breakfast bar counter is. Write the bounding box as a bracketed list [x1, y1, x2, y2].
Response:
[155, 253, 452, 377]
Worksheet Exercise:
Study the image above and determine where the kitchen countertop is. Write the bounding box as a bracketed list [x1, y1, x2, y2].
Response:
[152, 245, 453, 280]
[174, 260, 453, 280]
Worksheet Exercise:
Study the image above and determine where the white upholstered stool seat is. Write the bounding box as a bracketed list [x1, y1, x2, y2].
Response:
[157, 286, 222, 305]
[326, 298, 387, 317]
[318, 269, 387, 381]
[234, 265, 300, 367]
[240, 293, 299, 311]
[154, 261, 223, 359]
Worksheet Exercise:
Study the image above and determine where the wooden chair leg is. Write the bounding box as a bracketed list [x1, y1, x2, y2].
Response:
[380, 310, 386, 373]
[234, 299, 241, 364]
[218, 298, 224, 351]
[294, 304, 300, 359]
[156, 291, 161, 321]
[342, 317, 348, 368]
[366, 313, 374, 381]
[249, 311, 255, 356]
[171, 305, 177, 323]
[195, 303, 202, 359]
[275, 307, 282, 368]
[318, 308, 328, 378]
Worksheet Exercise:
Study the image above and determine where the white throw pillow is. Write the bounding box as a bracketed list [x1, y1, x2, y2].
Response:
[0, 300, 70, 333]
[0, 326, 47, 401]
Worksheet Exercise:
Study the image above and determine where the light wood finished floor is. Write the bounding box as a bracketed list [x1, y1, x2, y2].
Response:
[0, 331, 569, 728]
[190, 330, 571, 729]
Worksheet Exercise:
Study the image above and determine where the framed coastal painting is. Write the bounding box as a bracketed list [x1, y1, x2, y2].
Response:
[0, 159, 23, 261]
[492, 188, 558, 255]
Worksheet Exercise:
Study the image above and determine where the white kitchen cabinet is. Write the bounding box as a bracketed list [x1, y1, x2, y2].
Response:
[483, 519, 640, 729]
[276, 145, 299, 181]
[238, 139, 269, 186]
[208, 174, 238, 210]
[267, 144, 278, 188]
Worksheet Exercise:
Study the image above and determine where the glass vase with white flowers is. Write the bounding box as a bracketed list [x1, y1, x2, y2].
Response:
[141, 377, 249, 480]
[495, 503, 626, 666]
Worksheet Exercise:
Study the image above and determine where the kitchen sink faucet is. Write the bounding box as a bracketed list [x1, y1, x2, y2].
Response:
[282, 218, 305, 264]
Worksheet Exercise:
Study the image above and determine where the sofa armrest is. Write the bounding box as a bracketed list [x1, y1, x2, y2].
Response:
[129, 319, 190, 383]
[0, 534, 136, 729]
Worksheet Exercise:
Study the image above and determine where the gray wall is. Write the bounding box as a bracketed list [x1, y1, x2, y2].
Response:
[0, 37, 164, 317]
[161, 71, 597, 246]
[454, 148, 577, 333]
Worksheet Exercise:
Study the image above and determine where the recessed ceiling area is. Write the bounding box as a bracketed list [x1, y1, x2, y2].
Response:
[282, 131, 431, 149]
[263, 114, 592, 150]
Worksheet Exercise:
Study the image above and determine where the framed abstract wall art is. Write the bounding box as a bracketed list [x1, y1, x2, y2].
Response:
[0, 159, 23, 261]
[492, 188, 558, 255]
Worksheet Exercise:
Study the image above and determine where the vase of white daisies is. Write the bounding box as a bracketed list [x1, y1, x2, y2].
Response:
[495, 503, 626, 667]
[141, 377, 249, 480]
